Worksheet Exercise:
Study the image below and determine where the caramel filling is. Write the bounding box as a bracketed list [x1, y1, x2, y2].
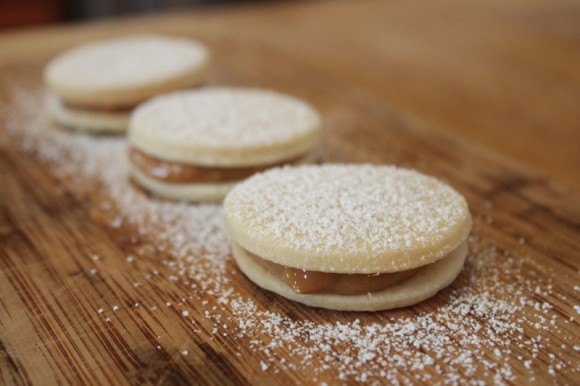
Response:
[62, 101, 135, 113]
[130, 148, 304, 184]
[244, 248, 422, 295]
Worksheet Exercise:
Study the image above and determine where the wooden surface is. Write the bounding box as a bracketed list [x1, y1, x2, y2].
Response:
[0, 0, 579, 385]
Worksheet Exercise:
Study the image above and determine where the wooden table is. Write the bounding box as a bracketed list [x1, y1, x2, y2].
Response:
[1, 0, 579, 384]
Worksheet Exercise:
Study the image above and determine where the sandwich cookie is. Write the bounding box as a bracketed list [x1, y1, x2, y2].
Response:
[224, 165, 472, 311]
[128, 88, 321, 202]
[44, 35, 209, 132]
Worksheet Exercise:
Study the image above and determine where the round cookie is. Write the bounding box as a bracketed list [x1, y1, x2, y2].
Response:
[224, 164, 472, 311]
[44, 35, 209, 132]
[128, 87, 321, 202]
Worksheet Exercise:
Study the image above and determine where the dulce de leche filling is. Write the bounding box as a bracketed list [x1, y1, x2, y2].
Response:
[62, 100, 135, 113]
[130, 148, 305, 184]
[244, 248, 423, 295]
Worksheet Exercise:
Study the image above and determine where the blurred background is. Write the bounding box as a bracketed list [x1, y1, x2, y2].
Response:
[0, 0, 278, 29]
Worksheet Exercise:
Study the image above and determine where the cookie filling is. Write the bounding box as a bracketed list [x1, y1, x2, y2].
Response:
[130, 148, 306, 184]
[62, 100, 135, 113]
[242, 247, 424, 295]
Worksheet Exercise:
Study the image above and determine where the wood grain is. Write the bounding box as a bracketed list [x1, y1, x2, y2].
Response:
[0, 0, 579, 385]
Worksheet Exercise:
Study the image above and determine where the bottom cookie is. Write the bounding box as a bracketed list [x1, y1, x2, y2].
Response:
[48, 96, 130, 133]
[131, 166, 235, 202]
[232, 241, 468, 311]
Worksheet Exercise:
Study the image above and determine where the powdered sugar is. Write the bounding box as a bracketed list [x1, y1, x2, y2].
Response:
[2, 75, 577, 384]
[130, 88, 320, 149]
[225, 165, 471, 272]
[45, 35, 209, 92]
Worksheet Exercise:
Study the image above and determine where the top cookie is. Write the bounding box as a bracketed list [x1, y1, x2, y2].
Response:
[128, 88, 321, 167]
[44, 35, 209, 108]
[224, 164, 471, 273]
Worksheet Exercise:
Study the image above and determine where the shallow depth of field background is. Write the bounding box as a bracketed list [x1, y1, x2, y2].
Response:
[1, 0, 283, 29]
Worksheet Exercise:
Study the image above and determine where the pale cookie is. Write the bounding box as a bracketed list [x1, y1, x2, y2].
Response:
[47, 96, 130, 133]
[128, 87, 321, 202]
[44, 35, 209, 132]
[224, 164, 472, 311]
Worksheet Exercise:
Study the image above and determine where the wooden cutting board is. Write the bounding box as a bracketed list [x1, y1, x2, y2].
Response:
[1, 1, 579, 385]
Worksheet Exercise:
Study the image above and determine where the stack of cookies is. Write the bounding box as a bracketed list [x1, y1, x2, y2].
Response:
[44, 34, 471, 312]
[224, 165, 471, 311]
[44, 35, 209, 133]
[127, 88, 321, 202]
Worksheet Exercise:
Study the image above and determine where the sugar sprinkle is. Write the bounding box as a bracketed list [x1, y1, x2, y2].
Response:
[1, 77, 578, 385]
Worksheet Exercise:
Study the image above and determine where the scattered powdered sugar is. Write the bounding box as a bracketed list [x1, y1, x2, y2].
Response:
[2, 77, 578, 385]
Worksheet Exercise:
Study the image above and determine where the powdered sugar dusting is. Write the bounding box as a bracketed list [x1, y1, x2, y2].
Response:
[130, 88, 320, 148]
[45, 35, 209, 92]
[225, 165, 471, 272]
[2, 76, 578, 384]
